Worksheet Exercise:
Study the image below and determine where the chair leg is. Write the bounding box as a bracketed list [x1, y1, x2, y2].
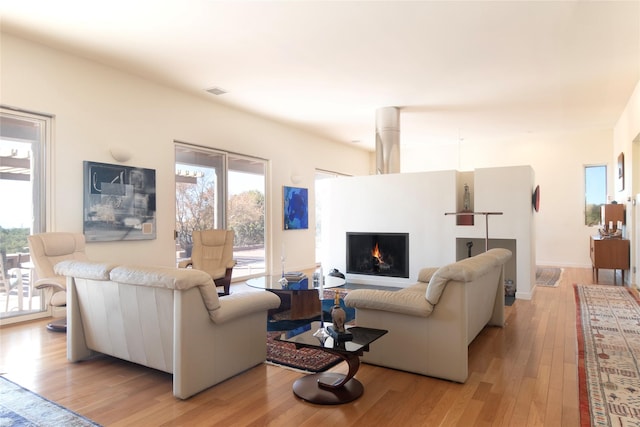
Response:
[46, 317, 67, 332]
[214, 268, 233, 296]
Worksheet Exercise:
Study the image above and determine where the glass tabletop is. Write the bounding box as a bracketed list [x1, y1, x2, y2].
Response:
[246, 274, 345, 290]
[276, 321, 387, 354]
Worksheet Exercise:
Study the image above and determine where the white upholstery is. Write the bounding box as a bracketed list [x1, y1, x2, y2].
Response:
[344, 248, 512, 383]
[28, 232, 88, 309]
[56, 260, 281, 399]
[178, 229, 237, 295]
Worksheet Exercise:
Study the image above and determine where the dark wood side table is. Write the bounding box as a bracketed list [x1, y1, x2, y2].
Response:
[246, 275, 345, 320]
[276, 321, 387, 405]
[590, 236, 630, 284]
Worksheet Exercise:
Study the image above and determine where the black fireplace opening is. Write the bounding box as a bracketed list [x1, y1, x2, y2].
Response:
[346, 232, 409, 278]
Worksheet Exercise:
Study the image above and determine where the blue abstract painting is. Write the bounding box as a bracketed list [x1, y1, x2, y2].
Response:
[283, 186, 308, 230]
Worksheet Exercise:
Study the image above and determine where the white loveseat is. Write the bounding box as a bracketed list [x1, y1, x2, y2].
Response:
[55, 260, 281, 399]
[344, 248, 512, 383]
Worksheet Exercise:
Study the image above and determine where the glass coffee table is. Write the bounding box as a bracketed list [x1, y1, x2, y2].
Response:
[247, 275, 345, 320]
[276, 321, 387, 404]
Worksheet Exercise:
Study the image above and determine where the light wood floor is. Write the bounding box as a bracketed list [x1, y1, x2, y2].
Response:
[0, 267, 623, 426]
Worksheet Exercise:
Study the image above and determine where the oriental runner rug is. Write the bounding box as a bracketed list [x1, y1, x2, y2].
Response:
[0, 376, 102, 426]
[574, 284, 640, 427]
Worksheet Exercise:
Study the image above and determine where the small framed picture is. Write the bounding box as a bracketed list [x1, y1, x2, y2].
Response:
[617, 152, 624, 192]
[283, 186, 308, 230]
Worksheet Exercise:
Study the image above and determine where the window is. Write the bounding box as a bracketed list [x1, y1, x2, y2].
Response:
[175, 143, 266, 279]
[0, 108, 50, 322]
[585, 165, 607, 226]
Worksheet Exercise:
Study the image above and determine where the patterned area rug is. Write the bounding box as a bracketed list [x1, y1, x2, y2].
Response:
[0, 376, 101, 426]
[574, 284, 640, 426]
[266, 328, 342, 373]
[266, 288, 352, 372]
[536, 266, 563, 287]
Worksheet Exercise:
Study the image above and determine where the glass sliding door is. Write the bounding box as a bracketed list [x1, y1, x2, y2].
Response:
[228, 155, 266, 278]
[0, 108, 49, 322]
[175, 143, 266, 279]
[175, 144, 225, 262]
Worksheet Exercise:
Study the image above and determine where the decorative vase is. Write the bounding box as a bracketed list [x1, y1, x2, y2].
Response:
[330, 290, 346, 333]
[463, 183, 471, 212]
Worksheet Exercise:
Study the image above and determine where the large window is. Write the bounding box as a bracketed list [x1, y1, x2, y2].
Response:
[585, 165, 607, 226]
[175, 143, 266, 279]
[0, 108, 50, 322]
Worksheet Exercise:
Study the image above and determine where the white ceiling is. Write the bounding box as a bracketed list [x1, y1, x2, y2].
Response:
[1, 1, 639, 151]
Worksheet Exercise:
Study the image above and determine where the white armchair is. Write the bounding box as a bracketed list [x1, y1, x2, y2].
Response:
[27, 232, 88, 331]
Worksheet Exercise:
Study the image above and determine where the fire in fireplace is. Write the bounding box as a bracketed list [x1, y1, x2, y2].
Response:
[346, 232, 409, 278]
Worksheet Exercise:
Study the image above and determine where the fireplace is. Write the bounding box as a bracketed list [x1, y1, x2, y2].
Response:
[346, 232, 409, 278]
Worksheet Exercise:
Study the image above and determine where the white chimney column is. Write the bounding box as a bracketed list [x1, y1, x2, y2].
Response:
[375, 107, 400, 174]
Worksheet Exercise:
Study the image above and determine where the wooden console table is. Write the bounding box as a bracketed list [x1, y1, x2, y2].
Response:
[590, 236, 629, 284]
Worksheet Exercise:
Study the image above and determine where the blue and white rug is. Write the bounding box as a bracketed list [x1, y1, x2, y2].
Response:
[0, 376, 101, 426]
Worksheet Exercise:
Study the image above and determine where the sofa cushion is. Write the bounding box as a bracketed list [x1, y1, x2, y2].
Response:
[417, 267, 439, 283]
[345, 288, 434, 317]
[110, 265, 221, 312]
[55, 260, 116, 280]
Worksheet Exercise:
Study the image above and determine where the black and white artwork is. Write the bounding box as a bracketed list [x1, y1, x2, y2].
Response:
[83, 161, 156, 241]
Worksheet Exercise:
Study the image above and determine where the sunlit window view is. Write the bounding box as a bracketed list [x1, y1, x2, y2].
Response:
[1, 111, 48, 321]
[175, 145, 266, 279]
[585, 165, 607, 226]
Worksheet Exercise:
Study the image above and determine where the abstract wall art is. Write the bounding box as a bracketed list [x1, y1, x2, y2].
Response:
[283, 186, 308, 230]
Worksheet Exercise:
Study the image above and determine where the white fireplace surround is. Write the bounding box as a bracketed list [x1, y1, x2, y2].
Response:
[319, 166, 536, 300]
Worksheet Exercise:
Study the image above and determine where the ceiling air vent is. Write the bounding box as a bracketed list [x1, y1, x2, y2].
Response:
[206, 86, 227, 96]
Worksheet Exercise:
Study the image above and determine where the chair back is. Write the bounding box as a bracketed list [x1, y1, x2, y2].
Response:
[190, 230, 234, 279]
[28, 232, 88, 282]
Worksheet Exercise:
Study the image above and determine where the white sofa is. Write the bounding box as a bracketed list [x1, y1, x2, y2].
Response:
[344, 248, 512, 383]
[55, 260, 281, 399]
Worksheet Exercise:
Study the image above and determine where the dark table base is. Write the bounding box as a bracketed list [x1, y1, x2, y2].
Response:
[293, 373, 364, 404]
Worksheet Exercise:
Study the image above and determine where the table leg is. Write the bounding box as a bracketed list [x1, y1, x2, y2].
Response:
[318, 353, 359, 389]
[292, 351, 364, 404]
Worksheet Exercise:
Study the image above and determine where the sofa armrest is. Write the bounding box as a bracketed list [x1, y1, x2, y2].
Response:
[209, 291, 281, 324]
[34, 276, 66, 292]
[345, 289, 434, 318]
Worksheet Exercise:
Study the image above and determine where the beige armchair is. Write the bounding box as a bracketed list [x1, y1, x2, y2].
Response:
[27, 232, 88, 332]
[178, 230, 236, 295]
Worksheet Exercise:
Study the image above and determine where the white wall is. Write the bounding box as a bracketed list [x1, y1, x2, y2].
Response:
[402, 129, 613, 268]
[321, 166, 534, 298]
[613, 80, 640, 285]
[3, 32, 637, 277]
[473, 166, 535, 298]
[0, 33, 371, 272]
[320, 171, 457, 286]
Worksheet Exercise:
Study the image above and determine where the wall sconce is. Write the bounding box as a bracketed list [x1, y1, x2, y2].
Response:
[110, 146, 132, 163]
[291, 173, 302, 184]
